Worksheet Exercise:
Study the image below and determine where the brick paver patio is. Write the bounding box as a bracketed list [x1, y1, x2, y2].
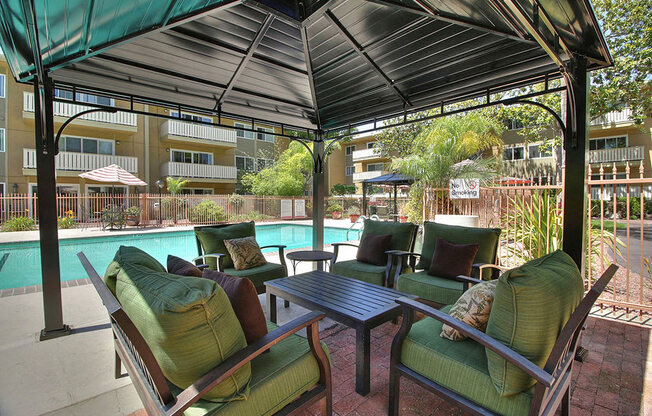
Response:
[127, 314, 650, 416]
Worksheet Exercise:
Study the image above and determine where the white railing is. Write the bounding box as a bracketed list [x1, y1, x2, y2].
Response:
[353, 170, 386, 181]
[590, 108, 633, 126]
[161, 162, 237, 179]
[352, 148, 383, 161]
[23, 92, 137, 127]
[161, 120, 237, 144]
[588, 146, 644, 164]
[23, 149, 138, 173]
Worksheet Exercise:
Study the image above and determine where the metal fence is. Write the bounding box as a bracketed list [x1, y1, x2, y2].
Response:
[423, 162, 651, 316]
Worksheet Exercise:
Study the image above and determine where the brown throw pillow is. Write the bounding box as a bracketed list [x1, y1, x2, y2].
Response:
[223, 236, 267, 271]
[356, 233, 392, 266]
[167, 255, 203, 277]
[428, 238, 479, 279]
[202, 269, 268, 344]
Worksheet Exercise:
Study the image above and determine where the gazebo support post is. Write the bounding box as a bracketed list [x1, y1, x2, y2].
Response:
[34, 74, 70, 340]
[312, 135, 325, 267]
[393, 183, 398, 221]
[362, 182, 367, 217]
[561, 57, 589, 271]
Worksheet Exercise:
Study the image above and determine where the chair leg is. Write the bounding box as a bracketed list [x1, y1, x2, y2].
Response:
[114, 350, 122, 379]
[320, 393, 332, 416]
[388, 365, 401, 416]
[561, 386, 570, 416]
[284, 300, 290, 308]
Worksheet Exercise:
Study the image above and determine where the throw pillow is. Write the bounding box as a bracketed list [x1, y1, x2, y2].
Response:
[356, 233, 392, 266]
[441, 280, 498, 341]
[224, 236, 267, 270]
[202, 269, 268, 345]
[167, 255, 203, 277]
[428, 238, 479, 279]
[104, 245, 166, 296]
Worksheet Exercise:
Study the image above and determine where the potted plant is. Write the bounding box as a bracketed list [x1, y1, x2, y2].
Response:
[125, 206, 141, 226]
[328, 203, 343, 219]
[398, 204, 408, 223]
[347, 206, 360, 223]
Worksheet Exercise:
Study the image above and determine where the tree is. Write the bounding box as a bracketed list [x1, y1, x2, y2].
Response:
[331, 183, 356, 195]
[166, 177, 189, 195]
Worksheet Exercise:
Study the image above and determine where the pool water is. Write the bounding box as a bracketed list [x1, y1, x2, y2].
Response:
[0, 224, 351, 289]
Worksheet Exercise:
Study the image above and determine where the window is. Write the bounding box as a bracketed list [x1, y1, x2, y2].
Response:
[234, 122, 255, 139]
[346, 166, 355, 176]
[345, 145, 356, 156]
[170, 110, 212, 123]
[504, 146, 525, 161]
[367, 163, 385, 172]
[590, 135, 627, 151]
[0, 129, 5, 152]
[504, 119, 524, 130]
[236, 156, 255, 172]
[0, 183, 5, 195]
[0, 74, 5, 98]
[180, 188, 214, 195]
[171, 150, 213, 165]
[54, 89, 114, 106]
[256, 127, 275, 142]
[367, 142, 376, 149]
[61, 136, 114, 155]
[257, 158, 273, 171]
[528, 144, 553, 159]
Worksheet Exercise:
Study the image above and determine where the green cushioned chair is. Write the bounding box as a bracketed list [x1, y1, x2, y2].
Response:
[388, 252, 618, 416]
[392, 221, 502, 306]
[78, 252, 333, 416]
[194, 222, 288, 294]
[331, 219, 417, 287]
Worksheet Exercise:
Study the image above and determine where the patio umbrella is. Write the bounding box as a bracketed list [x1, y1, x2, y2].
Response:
[501, 177, 533, 186]
[78, 164, 147, 186]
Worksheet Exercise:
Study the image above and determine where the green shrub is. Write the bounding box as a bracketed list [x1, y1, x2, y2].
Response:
[227, 194, 245, 210]
[231, 211, 271, 222]
[124, 206, 141, 216]
[190, 200, 226, 223]
[331, 183, 356, 195]
[327, 203, 343, 213]
[57, 210, 76, 229]
[3, 216, 36, 232]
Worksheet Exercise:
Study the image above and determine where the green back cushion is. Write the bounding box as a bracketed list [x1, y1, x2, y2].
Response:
[195, 222, 256, 269]
[416, 222, 501, 279]
[485, 250, 583, 396]
[116, 262, 250, 402]
[104, 245, 166, 296]
[361, 219, 416, 252]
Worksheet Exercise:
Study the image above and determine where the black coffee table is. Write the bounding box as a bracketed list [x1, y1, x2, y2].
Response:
[286, 250, 335, 274]
[265, 270, 415, 396]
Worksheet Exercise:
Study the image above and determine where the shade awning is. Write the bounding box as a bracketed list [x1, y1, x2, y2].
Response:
[78, 164, 147, 186]
[363, 172, 414, 185]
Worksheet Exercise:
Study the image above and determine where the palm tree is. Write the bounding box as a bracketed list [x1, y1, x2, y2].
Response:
[165, 177, 189, 223]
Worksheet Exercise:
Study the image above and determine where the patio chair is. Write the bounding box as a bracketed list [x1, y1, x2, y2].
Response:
[194, 221, 287, 294]
[331, 219, 417, 287]
[390, 222, 502, 306]
[77, 251, 332, 416]
[388, 252, 618, 416]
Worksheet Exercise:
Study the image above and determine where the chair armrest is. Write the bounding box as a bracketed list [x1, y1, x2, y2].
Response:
[394, 297, 553, 387]
[331, 242, 359, 264]
[193, 253, 225, 271]
[453, 274, 484, 292]
[331, 242, 359, 248]
[260, 245, 287, 269]
[169, 312, 327, 415]
[196, 264, 209, 271]
[472, 263, 508, 279]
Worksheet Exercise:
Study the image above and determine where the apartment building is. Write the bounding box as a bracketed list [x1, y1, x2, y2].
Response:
[0, 56, 287, 196]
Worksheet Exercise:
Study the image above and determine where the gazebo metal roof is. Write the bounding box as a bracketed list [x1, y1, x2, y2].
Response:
[363, 172, 414, 185]
[0, 0, 611, 131]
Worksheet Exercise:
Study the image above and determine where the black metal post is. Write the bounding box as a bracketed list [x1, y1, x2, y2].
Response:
[561, 58, 589, 270]
[394, 183, 398, 222]
[362, 182, 367, 217]
[312, 136, 325, 262]
[35, 74, 70, 341]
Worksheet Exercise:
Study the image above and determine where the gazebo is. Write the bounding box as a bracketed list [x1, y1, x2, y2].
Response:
[361, 173, 414, 219]
[0, 0, 612, 339]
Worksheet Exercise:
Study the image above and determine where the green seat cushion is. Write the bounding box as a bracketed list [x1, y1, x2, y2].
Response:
[396, 271, 464, 305]
[486, 250, 584, 396]
[332, 260, 391, 286]
[416, 222, 501, 280]
[223, 262, 287, 290]
[116, 262, 250, 402]
[175, 322, 330, 416]
[104, 245, 166, 296]
[195, 222, 256, 269]
[401, 307, 532, 416]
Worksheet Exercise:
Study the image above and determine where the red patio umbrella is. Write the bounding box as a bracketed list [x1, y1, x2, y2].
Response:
[78, 164, 147, 186]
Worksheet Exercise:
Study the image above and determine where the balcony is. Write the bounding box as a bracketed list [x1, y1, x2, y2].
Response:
[161, 162, 237, 180]
[353, 170, 387, 182]
[588, 146, 644, 164]
[23, 92, 137, 131]
[590, 109, 633, 126]
[160, 120, 237, 147]
[23, 149, 138, 173]
[352, 147, 385, 162]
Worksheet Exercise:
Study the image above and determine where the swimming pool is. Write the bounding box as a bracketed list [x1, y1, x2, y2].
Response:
[0, 224, 351, 289]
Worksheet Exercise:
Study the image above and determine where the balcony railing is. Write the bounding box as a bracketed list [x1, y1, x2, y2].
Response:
[353, 170, 387, 181]
[161, 162, 237, 179]
[161, 120, 236, 145]
[23, 92, 137, 127]
[352, 148, 384, 161]
[23, 149, 138, 173]
[590, 109, 633, 126]
[588, 146, 644, 164]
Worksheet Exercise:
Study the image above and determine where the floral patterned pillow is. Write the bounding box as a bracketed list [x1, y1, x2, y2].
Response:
[441, 280, 498, 341]
[223, 236, 267, 271]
